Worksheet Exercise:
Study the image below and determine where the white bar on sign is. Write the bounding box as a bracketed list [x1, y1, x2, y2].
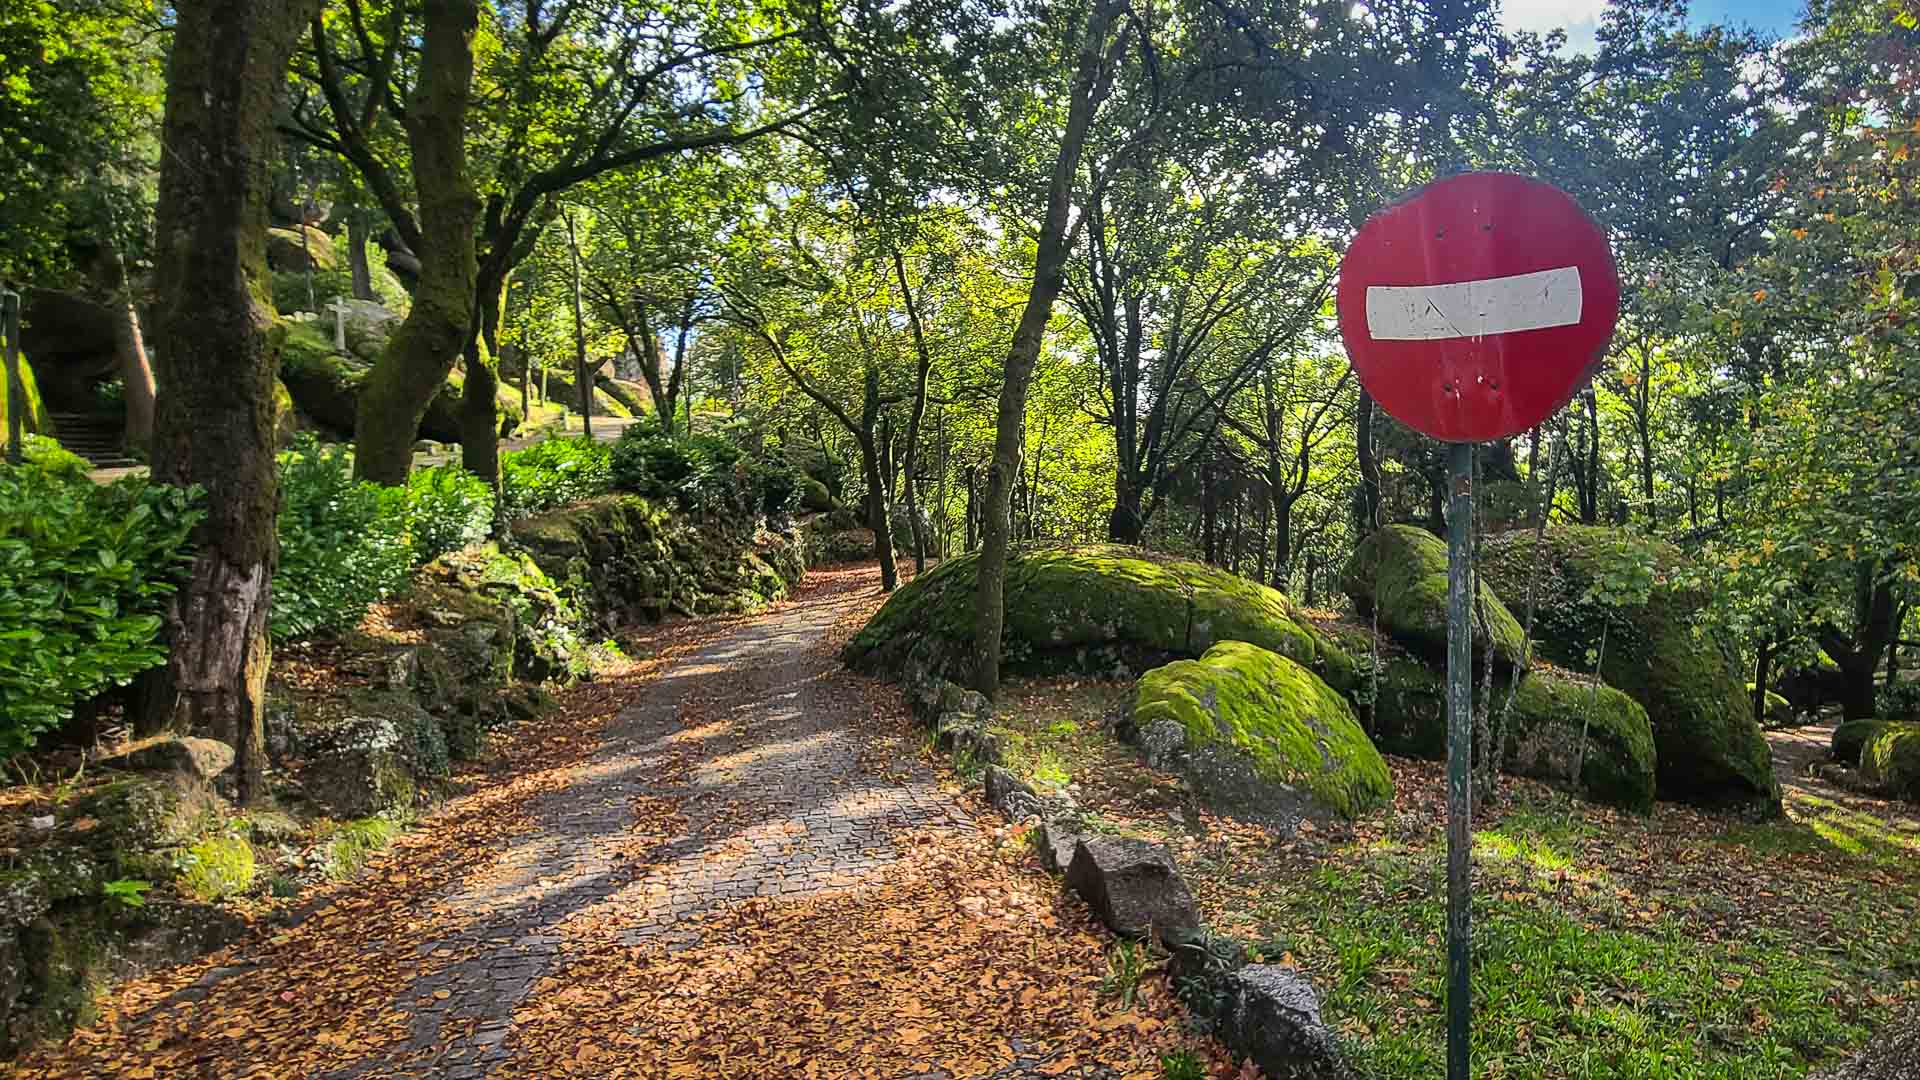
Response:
[1365, 266, 1583, 341]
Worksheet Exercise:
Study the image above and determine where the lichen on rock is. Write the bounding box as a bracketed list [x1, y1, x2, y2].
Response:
[1130, 641, 1391, 821]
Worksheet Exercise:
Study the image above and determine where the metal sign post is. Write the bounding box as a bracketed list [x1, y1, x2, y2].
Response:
[1444, 439, 1475, 1078]
[1336, 172, 1620, 1080]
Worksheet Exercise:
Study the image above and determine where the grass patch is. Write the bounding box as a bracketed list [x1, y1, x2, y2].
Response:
[1257, 849, 1883, 1079]
[322, 816, 403, 880]
[990, 678, 1920, 1080]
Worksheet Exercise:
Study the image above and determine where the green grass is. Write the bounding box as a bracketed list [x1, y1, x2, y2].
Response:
[1250, 847, 1889, 1079]
[323, 816, 403, 880]
[1721, 792, 1920, 869]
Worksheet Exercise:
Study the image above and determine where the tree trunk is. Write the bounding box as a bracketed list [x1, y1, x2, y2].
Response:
[88, 242, 156, 453]
[458, 264, 507, 480]
[965, 466, 977, 552]
[973, 0, 1119, 696]
[893, 249, 934, 574]
[1108, 473, 1146, 543]
[351, 0, 481, 485]
[1356, 388, 1381, 533]
[1752, 636, 1774, 728]
[860, 434, 899, 591]
[563, 208, 591, 440]
[347, 208, 375, 300]
[140, 0, 318, 805]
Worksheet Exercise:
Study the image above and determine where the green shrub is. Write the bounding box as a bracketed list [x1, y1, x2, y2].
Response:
[19, 434, 91, 482]
[271, 436, 413, 641]
[177, 835, 256, 901]
[501, 437, 612, 519]
[609, 425, 799, 517]
[1879, 679, 1920, 722]
[0, 463, 203, 753]
[402, 465, 493, 562]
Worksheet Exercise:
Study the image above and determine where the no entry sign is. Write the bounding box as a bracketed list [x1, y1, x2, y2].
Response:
[1337, 172, 1619, 443]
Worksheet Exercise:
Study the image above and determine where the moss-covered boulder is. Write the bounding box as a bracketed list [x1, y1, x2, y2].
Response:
[1130, 641, 1391, 820]
[266, 225, 337, 274]
[1859, 723, 1920, 800]
[1503, 672, 1658, 812]
[279, 322, 520, 442]
[843, 544, 1318, 681]
[1341, 525, 1527, 670]
[1480, 525, 1779, 813]
[512, 495, 805, 625]
[1311, 629, 1655, 810]
[1832, 719, 1898, 767]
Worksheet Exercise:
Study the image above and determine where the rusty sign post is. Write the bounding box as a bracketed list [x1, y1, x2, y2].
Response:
[1337, 172, 1619, 1079]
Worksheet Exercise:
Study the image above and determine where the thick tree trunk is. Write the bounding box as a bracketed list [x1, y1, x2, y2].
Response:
[141, 0, 318, 805]
[973, 0, 1119, 696]
[1108, 474, 1146, 543]
[352, 0, 481, 485]
[459, 265, 507, 480]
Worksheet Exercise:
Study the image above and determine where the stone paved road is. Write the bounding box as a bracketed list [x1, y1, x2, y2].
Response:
[331, 567, 970, 1079]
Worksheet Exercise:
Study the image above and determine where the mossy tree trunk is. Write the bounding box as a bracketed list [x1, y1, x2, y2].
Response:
[458, 262, 508, 481]
[973, 0, 1122, 697]
[140, 0, 318, 804]
[343, 0, 481, 485]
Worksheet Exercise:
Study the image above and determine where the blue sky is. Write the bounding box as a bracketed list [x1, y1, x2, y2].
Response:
[1501, 0, 1806, 51]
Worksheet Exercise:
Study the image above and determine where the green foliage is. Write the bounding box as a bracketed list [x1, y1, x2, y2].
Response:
[176, 836, 256, 901]
[324, 816, 402, 880]
[607, 423, 802, 519]
[1100, 939, 1154, 1008]
[401, 465, 492, 563]
[501, 437, 613, 519]
[271, 437, 412, 641]
[18, 434, 90, 483]
[0, 463, 202, 753]
[1159, 1049, 1205, 1080]
[101, 879, 149, 910]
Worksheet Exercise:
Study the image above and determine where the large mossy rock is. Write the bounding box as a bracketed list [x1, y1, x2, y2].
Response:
[842, 544, 1318, 681]
[1350, 650, 1655, 810]
[1480, 526, 1780, 812]
[266, 225, 337, 273]
[279, 322, 520, 442]
[1859, 723, 1920, 800]
[512, 495, 804, 624]
[1832, 719, 1899, 767]
[1130, 641, 1392, 820]
[1340, 524, 1526, 669]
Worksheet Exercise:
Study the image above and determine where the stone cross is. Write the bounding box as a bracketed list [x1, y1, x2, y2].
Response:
[328, 298, 351, 354]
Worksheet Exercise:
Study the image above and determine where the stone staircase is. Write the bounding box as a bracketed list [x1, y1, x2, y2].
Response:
[48, 412, 138, 468]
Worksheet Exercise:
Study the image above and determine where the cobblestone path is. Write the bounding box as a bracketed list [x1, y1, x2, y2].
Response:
[335, 568, 970, 1078]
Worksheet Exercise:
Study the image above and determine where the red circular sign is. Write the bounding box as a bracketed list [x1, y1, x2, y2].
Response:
[1337, 172, 1620, 443]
